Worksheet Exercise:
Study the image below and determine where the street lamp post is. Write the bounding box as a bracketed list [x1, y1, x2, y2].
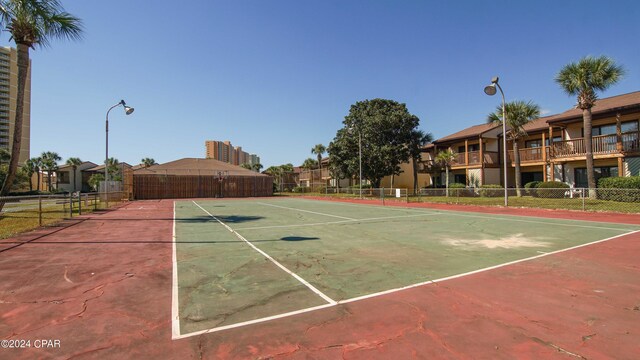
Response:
[484, 77, 508, 207]
[105, 100, 134, 207]
[358, 131, 362, 199]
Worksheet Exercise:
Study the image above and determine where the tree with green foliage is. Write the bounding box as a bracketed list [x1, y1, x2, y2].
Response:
[65, 156, 82, 192]
[556, 56, 625, 196]
[106, 157, 121, 181]
[264, 163, 294, 191]
[22, 157, 38, 191]
[88, 173, 103, 191]
[40, 151, 61, 191]
[409, 129, 433, 194]
[311, 144, 326, 172]
[435, 149, 457, 197]
[0, 0, 82, 209]
[328, 99, 420, 188]
[141, 157, 157, 168]
[240, 163, 252, 170]
[487, 100, 540, 196]
[251, 163, 263, 173]
[301, 158, 317, 170]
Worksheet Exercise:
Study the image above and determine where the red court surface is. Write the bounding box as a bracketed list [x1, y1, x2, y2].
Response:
[1, 199, 639, 359]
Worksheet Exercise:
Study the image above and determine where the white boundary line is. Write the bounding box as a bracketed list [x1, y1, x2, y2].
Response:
[256, 201, 357, 220]
[171, 201, 180, 339]
[191, 201, 337, 305]
[172, 199, 640, 339]
[172, 303, 335, 339]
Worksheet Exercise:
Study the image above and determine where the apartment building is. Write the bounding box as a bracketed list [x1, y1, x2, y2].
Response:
[0, 46, 31, 165]
[426, 91, 640, 188]
[204, 140, 260, 167]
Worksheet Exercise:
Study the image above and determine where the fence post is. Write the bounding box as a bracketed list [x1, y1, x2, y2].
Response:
[38, 195, 42, 226]
[381, 187, 385, 206]
[78, 193, 82, 215]
[581, 188, 585, 211]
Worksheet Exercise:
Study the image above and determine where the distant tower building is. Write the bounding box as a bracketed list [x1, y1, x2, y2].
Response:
[205, 140, 260, 168]
[0, 46, 31, 165]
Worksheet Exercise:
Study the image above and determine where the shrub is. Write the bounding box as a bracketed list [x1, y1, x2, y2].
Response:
[524, 181, 541, 196]
[479, 184, 502, 197]
[535, 181, 569, 198]
[447, 182, 467, 196]
[597, 176, 640, 202]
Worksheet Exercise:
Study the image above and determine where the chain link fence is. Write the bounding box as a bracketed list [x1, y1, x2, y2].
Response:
[0, 191, 128, 239]
[280, 186, 640, 213]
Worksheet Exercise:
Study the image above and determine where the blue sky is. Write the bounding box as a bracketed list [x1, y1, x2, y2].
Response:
[11, 0, 640, 169]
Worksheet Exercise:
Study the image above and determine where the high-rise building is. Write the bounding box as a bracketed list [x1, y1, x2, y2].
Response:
[205, 140, 260, 167]
[0, 46, 31, 165]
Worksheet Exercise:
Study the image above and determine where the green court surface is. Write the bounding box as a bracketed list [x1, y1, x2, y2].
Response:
[172, 198, 640, 336]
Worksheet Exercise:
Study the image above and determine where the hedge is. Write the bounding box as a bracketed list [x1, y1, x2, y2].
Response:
[597, 176, 640, 202]
[479, 184, 502, 197]
[535, 181, 569, 198]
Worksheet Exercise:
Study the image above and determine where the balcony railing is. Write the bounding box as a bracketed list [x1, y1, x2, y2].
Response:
[299, 168, 330, 181]
[452, 151, 499, 166]
[508, 146, 549, 163]
[552, 131, 640, 158]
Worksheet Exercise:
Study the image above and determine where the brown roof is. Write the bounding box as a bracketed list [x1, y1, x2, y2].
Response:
[434, 123, 500, 144]
[134, 158, 268, 176]
[547, 91, 640, 124]
[84, 162, 133, 172]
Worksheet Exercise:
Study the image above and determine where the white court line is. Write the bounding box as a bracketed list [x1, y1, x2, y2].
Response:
[256, 201, 357, 221]
[172, 222, 639, 339]
[295, 198, 639, 232]
[173, 303, 335, 339]
[235, 212, 438, 231]
[171, 202, 180, 339]
[191, 201, 337, 306]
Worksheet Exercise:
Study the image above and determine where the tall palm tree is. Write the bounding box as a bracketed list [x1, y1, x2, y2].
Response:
[65, 157, 82, 192]
[311, 144, 326, 172]
[556, 56, 624, 196]
[28, 156, 42, 191]
[41, 151, 60, 191]
[488, 100, 540, 196]
[141, 157, 157, 168]
[23, 157, 38, 191]
[0, 1, 82, 208]
[435, 149, 457, 197]
[409, 130, 433, 194]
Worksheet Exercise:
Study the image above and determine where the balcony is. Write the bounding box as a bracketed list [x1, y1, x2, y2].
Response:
[452, 151, 499, 167]
[552, 131, 640, 158]
[299, 168, 330, 182]
[508, 146, 549, 163]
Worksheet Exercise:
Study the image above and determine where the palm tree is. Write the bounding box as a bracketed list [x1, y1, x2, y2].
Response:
[240, 163, 252, 170]
[251, 163, 263, 173]
[23, 157, 38, 191]
[106, 157, 121, 181]
[556, 56, 625, 196]
[488, 100, 540, 196]
[301, 158, 317, 170]
[435, 149, 457, 197]
[40, 151, 60, 191]
[141, 157, 157, 168]
[409, 130, 433, 194]
[311, 144, 326, 172]
[0, 0, 82, 209]
[65, 157, 82, 192]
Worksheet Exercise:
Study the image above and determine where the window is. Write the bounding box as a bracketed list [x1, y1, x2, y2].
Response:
[457, 144, 480, 153]
[545, 136, 563, 146]
[454, 174, 466, 185]
[525, 140, 542, 148]
[574, 166, 618, 188]
[585, 120, 639, 136]
[58, 171, 70, 184]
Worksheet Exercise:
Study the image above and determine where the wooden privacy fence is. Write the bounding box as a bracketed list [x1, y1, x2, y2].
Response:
[133, 174, 273, 199]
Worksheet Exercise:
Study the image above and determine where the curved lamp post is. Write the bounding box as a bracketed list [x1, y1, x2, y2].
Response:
[105, 100, 134, 206]
[484, 77, 508, 207]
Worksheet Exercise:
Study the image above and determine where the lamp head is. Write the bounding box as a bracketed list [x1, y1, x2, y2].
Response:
[484, 84, 497, 96]
[124, 106, 134, 115]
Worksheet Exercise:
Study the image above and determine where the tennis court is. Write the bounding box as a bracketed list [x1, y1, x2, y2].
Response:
[172, 198, 640, 338]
